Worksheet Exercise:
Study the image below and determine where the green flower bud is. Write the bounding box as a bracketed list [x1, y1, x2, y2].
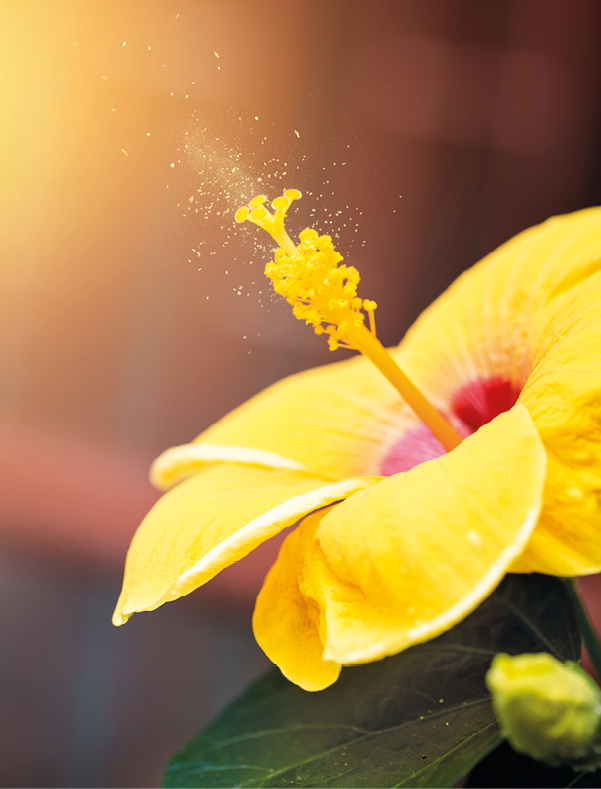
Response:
[486, 653, 601, 770]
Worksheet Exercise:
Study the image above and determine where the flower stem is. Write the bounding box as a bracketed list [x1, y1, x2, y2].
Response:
[563, 578, 601, 680]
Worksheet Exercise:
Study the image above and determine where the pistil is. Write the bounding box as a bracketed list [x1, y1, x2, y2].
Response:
[236, 189, 463, 452]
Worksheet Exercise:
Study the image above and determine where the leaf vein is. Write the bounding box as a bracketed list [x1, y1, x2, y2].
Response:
[210, 698, 491, 785]
[495, 596, 562, 658]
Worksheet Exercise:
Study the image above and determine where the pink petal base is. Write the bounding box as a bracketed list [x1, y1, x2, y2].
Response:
[380, 376, 521, 475]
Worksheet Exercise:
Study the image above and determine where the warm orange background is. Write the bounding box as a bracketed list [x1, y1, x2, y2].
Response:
[1, 1, 600, 785]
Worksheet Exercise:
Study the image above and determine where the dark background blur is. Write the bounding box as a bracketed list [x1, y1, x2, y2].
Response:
[1, 1, 600, 785]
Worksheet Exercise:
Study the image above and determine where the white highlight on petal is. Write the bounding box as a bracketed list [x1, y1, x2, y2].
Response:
[467, 529, 483, 549]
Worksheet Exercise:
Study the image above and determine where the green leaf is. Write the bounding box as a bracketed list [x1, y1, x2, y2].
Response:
[164, 574, 580, 789]
[464, 740, 601, 788]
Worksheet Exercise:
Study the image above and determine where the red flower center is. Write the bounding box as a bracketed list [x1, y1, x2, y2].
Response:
[379, 376, 522, 475]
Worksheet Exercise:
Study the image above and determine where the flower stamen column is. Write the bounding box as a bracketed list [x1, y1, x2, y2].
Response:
[236, 189, 463, 452]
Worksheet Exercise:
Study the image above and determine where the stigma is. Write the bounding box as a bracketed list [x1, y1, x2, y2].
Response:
[236, 189, 377, 352]
[236, 189, 463, 452]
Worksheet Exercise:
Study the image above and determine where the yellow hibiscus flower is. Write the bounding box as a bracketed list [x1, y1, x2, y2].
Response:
[113, 191, 601, 692]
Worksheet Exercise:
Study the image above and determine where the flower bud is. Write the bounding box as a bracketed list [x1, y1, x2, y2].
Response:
[486, 652, 601, 770]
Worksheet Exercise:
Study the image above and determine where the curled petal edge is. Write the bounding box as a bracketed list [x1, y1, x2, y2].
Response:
[113, 473, 381, 625]
[150, 443, 305, 490]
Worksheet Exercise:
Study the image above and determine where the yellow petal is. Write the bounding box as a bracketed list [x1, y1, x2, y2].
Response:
[253, 508, 341, 692]
[191, 354, 418, 481]
[150, 443, 304, 491]
[512, 272, 601, 575]
[397, 206, 601, 407]
[394, 206, 601, 577]
[113, 465, 379, 625]
[315, 405, 546, 664]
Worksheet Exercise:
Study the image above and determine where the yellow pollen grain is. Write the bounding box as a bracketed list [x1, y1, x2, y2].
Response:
[235, 189, 463, 452]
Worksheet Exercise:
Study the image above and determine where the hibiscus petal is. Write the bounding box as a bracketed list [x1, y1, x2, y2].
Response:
[186, 355, 418, 482]
[512, 272, 601, 575]
[112, 465, 379, 625]
[314, 405, 546, 664]
[395, 206, 601, 577]
[398, 206, 601, 407]
[150, 443, 305, 491]
[253, 508, 341, 692]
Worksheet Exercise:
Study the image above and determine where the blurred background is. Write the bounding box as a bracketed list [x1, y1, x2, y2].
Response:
[1, 0, 601, 785]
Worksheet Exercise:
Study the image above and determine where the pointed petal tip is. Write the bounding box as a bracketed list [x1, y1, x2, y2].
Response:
[111, 608, 129, 626]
